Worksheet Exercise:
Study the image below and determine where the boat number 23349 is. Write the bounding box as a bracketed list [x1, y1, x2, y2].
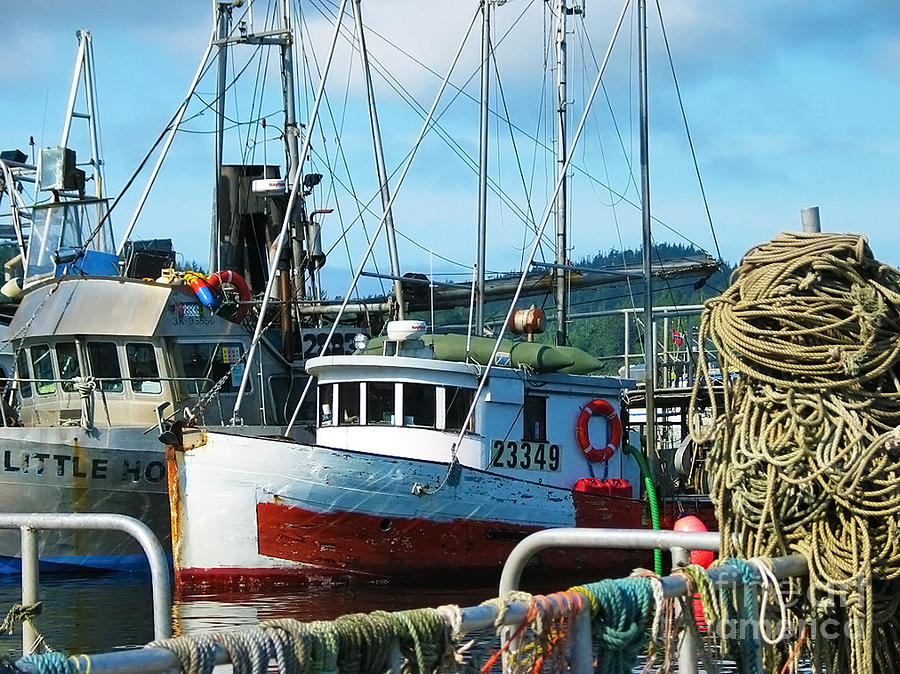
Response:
[491, 440, 561, 472]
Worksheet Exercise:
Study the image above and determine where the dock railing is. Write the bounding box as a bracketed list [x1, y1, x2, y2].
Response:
[12, 527, 810, 674]
[0, 513, 171, 654]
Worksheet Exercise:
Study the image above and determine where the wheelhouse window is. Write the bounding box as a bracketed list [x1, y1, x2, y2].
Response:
[56, 342, 81, 393]
[16, 350, 32, 398]
[30, 344, 57, 395]
[177, 342, 246, 395]
[87, 342, 123, 393]
[318, 384, 334, 426]
[367, 382, 395, 425]
[523, 394, 548, 442]
[445, 386, 475, 433]
[403, 383, 436, 428]
[127, 343, 162, 394]
[338, 382, 360, 425]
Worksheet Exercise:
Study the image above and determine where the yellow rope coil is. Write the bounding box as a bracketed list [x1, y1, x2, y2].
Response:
[690, 232, 900, 673]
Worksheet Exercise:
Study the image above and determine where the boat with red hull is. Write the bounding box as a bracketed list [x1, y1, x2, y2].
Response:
[166, 338, 649, 590]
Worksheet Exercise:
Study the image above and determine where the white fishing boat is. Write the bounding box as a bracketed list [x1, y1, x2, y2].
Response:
[0, 0, 717, 580]
[163, 0, 715, 588]
[0, 28, 352, 573]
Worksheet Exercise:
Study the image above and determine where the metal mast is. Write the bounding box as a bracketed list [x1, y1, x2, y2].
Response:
[553, 0, 576, 346]
[638, 0, 657, 467]
[61, 30, 106, 200]
[211, 1, 232, 273]
[352, 0, 406, 319]
[61, 29, 113, 250]
[280, 0, 301, 183]
[278, 0, 307, 333]
[474, 0, 491, 335]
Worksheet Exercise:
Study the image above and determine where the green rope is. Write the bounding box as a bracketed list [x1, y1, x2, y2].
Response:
[571, 576, 654, 674]
[146, 605, 460, 674]
[624, 443, 663, 575]
[717, 558, 762, 674]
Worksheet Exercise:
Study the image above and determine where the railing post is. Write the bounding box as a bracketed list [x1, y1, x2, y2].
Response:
[20, 526, 39, 655]
[671, 546, 698, 674]
[569, 604, 593, 674]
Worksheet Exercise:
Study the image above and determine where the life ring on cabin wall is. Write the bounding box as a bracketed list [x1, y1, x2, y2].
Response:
[207, 270, 251, 323]
[575, 399, 622, 462]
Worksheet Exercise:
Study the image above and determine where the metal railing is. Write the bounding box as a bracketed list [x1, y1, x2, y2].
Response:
[0, 513, 171, 654]
[9, 375, 225, 428]
[499, 528, 806, 674]
[498, 527, 720, 596]
[12, 527, 810, 674]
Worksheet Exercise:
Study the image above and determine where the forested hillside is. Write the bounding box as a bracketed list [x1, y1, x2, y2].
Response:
[562, 243, 735, 371]
[415, 243, 735, 374]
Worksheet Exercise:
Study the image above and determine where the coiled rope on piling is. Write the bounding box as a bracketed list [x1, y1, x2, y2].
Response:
[690, 232, 900, 673]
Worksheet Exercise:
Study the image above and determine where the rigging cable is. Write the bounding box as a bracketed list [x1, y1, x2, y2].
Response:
[654, 0, 721, 262]
[311, 0, 543, 230]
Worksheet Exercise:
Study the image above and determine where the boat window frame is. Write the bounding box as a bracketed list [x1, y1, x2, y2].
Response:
[174, 340, 249, 396]
[401, 382, 437, 429]
[16, 348, 32, 399]
[337, 381, 361, 425]
[523, 393, 548, 442]
[366, 381, 396, 426]
[444, 385, 476, 435]
[30, 343, 58, 396]
[55, 341, 82, 393]
[86, 341, 124, 393]
[126, 342, 163, 395]
[318, 383, 334, 427]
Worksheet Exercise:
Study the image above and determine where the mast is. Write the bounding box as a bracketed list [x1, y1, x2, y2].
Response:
[211, 1, 232, 273]
[352, 0, 406, 319]
[232, 0, 352, 422]
[61, 30, 112, 249]
[553, 0, 576, 346]
[280, 0, 301, 183]
[474, 0, 491, 335]
[638, 0, 657, 468]
[278, 0, 304, 339]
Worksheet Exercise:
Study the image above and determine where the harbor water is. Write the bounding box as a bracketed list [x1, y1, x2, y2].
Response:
[0, 573, 498, 657]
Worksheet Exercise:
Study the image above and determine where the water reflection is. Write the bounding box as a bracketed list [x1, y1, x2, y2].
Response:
[0, 575, 497, 656]
[173, 583, 496, 635]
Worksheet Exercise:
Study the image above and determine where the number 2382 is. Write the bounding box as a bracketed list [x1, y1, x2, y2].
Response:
[491, 440, 560, 472]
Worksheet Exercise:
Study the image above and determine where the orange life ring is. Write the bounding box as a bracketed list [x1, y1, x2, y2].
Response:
[207, 270, 251, 323]
[575, 399, 622, 462]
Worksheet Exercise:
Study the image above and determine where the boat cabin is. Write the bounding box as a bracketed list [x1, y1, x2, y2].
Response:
[7, 276, 285, 429]
[308, 330, 640, 495]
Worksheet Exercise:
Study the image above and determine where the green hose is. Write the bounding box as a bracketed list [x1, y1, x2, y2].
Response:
[624, 443, 663, 575]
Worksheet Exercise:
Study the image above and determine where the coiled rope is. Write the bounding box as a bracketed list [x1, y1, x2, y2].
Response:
[690, 232, 900, 673]
[145, 607, 460, 674]
[570, 577, 653, 674]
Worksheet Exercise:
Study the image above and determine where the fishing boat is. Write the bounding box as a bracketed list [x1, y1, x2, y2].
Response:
[0, 1, 716, 579]
[162, 0, 720, 588]
[0, 29, 346, 573]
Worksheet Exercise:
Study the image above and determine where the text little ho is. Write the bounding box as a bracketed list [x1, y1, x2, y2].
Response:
[3, 451, 166, 483]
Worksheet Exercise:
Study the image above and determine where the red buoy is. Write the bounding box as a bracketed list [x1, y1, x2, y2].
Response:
[674, 514, 714, 568]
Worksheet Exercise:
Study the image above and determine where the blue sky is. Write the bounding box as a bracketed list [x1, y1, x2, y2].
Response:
[5, 1, 900, 296]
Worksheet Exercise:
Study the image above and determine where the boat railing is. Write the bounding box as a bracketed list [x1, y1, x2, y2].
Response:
[11, 527, 810, 674]
[0, 513, 171, 655]
[9, 376, 226, 427]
